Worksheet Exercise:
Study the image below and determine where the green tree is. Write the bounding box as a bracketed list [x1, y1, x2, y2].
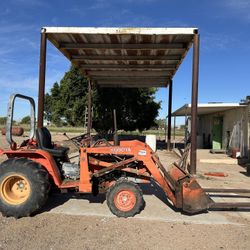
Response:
[59, 67, 88, 126]
[21, 116, 30, 124]
[45, 65, 160, 131]
[93, 87, 160, 132]
[154, 119, 166, 130]
[44, 93, 52, 122]
[45, 67, 88, 126]
[179, 124, 186, 130]
[0, 117, 7, 125]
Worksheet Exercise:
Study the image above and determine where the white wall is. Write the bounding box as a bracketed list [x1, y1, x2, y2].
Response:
[197, 107, 249, 157]
[222, 107, 247, 155]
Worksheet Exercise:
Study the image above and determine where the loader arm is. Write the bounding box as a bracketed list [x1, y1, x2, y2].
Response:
[141, 152, 213, 214]
[87, 140, 213, 214]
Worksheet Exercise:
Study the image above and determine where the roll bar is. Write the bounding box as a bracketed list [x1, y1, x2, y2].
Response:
[6, 94, 36, 149]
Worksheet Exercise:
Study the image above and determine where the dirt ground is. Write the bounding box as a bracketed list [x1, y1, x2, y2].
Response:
[0, 212, 250, 250]
[0, 133, 250, 250]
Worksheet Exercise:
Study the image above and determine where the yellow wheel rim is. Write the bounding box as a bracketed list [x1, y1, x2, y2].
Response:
[1, 174, 31, 205]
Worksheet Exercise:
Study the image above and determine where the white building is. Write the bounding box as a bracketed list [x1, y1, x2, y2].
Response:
[173, 97, 250, 159]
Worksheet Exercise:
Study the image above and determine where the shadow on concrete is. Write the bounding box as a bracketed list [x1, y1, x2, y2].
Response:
[239, 171, 250, 177]
[139, 180, 179, 212]
[36, 180, 180, 216]
[36, 192, 106, 216]
[235, 158, 250, 177]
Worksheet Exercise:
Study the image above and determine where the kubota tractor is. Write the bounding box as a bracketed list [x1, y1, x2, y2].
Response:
[0, 93, 216, 218]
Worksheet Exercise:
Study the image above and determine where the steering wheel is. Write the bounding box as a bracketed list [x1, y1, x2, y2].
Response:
[91, 139, 112, 147]
[63, 133, 90, 148]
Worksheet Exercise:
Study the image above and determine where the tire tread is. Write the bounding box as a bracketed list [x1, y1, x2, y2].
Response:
[106, 178, 145, 218]
[0, 158, 50, 218]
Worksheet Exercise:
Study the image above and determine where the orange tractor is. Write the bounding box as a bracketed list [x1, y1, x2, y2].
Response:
[0, 93, 216, 218]
[0, 94, 250, 218]
[1, 26, 250, 219]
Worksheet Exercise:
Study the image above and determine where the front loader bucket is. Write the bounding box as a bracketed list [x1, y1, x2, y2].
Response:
[180, 178, 214, 214]
[169, 166, 214, 214]
[151, 154, 213, 214]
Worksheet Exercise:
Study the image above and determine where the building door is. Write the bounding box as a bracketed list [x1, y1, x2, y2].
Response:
[212, 117, 223, 149]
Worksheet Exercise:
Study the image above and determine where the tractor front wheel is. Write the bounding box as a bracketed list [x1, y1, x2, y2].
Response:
[0, 158, 50, 218]
[106, 179, 145, 218]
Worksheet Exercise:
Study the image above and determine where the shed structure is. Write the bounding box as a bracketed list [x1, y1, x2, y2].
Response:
[37, 27, 200, 174]
[173, 101, 250, 159]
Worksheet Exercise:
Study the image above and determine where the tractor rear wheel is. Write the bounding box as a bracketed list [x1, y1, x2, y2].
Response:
[106, 179, 145, 218]
[0, 158, 50, 218]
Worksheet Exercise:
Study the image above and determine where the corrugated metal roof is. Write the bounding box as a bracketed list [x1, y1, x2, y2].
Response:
[43, 27, 197, 88]
[172, 103, 247, 116]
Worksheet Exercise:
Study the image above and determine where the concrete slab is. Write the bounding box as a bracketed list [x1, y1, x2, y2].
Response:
[47, 146, 250, 226]
[198, 149, 238, 165]
[45, 182, 244, 226]
[200, 158, 238, 164]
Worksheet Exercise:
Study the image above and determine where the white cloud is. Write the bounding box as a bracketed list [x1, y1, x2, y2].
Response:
[87, 0, 159, 11]
[11, 0, 49, 7]
[0, 8, 11, 16]
[124, 0, 158, 2]
[0, 22, 35, 34]
[0, 71, 66, 118]
[87, 0, 109, 10]
[67, 7, 86, 17]
[106, 0, 158, 2]
[226, 0, 250, 10]
[223, 0, 250, 21]
[0, 77, 39, 91]
[202, 32, 240, 51]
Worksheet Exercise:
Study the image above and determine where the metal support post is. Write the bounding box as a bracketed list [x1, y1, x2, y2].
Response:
[87, 80, 92, 136]
[37, 30, 47, 128]
[167, 80, 173, 151]
[173, 116, 176, 149]
[113, 109, 118, 146]
[190, 33, 200, 174]
[164, 118, 167, 142]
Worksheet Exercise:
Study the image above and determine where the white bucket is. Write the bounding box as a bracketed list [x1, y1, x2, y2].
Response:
[146, 134, 156, 152]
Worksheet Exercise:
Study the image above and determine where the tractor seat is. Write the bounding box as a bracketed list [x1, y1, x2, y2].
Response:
[36, 127, 69, 158]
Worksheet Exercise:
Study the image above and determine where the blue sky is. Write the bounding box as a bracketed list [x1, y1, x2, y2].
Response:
[0, 0, 249, 124]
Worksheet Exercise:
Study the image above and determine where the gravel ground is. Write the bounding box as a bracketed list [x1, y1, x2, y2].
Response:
[0, 213, 250, 250]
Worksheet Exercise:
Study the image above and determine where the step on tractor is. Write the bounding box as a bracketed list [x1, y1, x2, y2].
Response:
[0, 94, 250, 218]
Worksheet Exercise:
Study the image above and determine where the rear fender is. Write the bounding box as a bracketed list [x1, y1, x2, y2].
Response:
[3, 149, 62, 186]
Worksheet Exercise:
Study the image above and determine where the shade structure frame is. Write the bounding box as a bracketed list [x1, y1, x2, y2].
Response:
[42, 27, 197, 89]
[37, 26, 200, 174]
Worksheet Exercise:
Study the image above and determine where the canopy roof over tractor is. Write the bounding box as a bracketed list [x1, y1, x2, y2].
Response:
[38, 26, 200, 174]
[43, 27, 197, 88]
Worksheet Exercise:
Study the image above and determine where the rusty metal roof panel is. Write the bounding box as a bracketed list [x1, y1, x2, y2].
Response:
[43, 27, 197, 88]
